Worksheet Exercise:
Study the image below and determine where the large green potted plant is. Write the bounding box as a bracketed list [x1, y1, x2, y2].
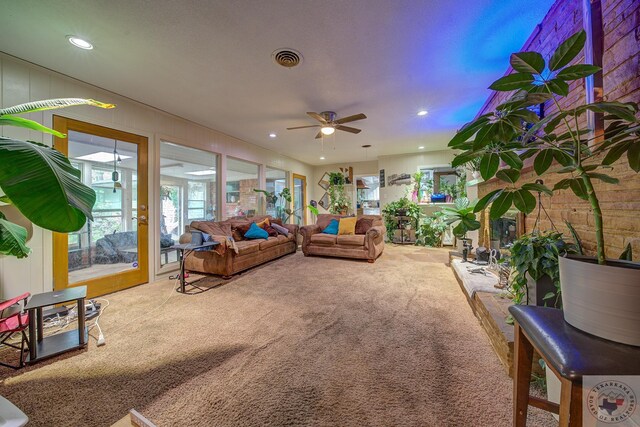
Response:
[254, 187, 319, 223]
[449, 30, 640, 345]
[381, 197, 421, 242]
[327, 172, 351, 215]
[0, 99, 114, 258]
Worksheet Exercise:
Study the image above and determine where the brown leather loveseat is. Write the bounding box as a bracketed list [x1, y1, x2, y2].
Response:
[300, 214, 385, 263]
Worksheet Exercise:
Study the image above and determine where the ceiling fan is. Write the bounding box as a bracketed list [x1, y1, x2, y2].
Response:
[287, 111, 367, 139]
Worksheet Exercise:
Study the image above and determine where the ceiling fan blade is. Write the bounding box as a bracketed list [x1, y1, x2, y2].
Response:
[334, 113, 367, 124]
[315, 131, 323, 139]
[335, 125, 361, 134]
[307, 112, 327, 123]
[287, 125, 321, 130]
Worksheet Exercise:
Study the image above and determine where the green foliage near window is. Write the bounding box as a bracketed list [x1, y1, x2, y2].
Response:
[254, 187, 318, 222]
[415, 211, 447, 247]
[508, 231, 576, 306]
[327, 172, 351, 214]
[0, 98, 114, 258]
[440, 197, 480, 238]
[381, 197, 421, 242]
[449, 30, 640, 265]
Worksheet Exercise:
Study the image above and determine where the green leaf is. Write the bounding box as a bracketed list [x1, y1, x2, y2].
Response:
[549, 30, 586, 71]
[587, 102, 638, 122]
[480, 152, 500, 181]
[522, 182, 553, 196]
[473, 122, 500, 150]
[490, 191, 514, 219]
[489, 73, 534, 91]
[557, 165, 577, 174]
[0, 98, 115, 116]
[0, 215, 30, 258]
[473, 189, 504, 213]
[564, 221, 584, 255]
[513, 189, 537, 214]
[534, 149, 555, 175]
[0, 116, 65, 138]
[602, 141, 631, 165]
[0, 195, 11, 204]
[449, 115, 492, 147]
[553, 179, 572, 190]
[553, 150, 574, 167]
[451, 150, 482, 168]
[586, 173, 619, 184]
[500, 151, 524, 170]
[496, 168, 521, 184]
[629, 142, 640, 172]
[556, 64, 601, 80]
[619, 243, 633, 261]
[0, 138, 96, 232]
[509, 109, 540, 124]
[569, 179, 589, 200]
[510, 52, 545, 74]
[546, 79, 570, 96]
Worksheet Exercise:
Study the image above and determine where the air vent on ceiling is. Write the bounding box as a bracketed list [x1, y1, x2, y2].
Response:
[272, 48, 303, 68]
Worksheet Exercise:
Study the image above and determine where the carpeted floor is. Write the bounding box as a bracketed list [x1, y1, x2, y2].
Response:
[0, 246, 556, 426]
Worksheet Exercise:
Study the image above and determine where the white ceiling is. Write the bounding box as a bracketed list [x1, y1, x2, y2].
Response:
[0, 0, 554, 165]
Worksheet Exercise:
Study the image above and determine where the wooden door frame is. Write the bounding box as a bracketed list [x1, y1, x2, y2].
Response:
[52, 116, 149, 298]
[292, 173, 307, 225]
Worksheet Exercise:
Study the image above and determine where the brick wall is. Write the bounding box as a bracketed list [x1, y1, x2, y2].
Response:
[477, 0, 640, 260]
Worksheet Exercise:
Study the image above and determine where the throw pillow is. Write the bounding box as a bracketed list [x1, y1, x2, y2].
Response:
[322, 219, 339, 235]
[355, 217, 375, 235]
[271, 218, 284, 226]
[271, 223, 289, 236]
[264, 225, 278, 237]
[244, 222, 269, 239]
[338, 217, 357, 235]
[256, 218, 271, 229]
[233, 223, 252, 241]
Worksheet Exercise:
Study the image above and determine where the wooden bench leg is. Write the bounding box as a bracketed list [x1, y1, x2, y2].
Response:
[559, 378, 582, 427]
[513, 323, 534, 426]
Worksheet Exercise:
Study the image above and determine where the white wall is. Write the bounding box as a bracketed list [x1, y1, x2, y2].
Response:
[378, 150, 456, 208]
[0, 53, 313, 299]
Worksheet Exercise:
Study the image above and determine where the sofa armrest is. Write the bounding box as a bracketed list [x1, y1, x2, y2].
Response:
[300, 224, 321, 254]
[366, 225, 385, 241]
[284, 223, 299, 237]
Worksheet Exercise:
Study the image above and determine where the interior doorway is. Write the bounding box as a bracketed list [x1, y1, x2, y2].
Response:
[356, 176, 380, 215]
[292, 174, 307, 225]
[52, 117, 149, 298]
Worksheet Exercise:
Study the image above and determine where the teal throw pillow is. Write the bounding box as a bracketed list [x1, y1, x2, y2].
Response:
[244, 222, 269, 239]
[322, 219, 339, 235]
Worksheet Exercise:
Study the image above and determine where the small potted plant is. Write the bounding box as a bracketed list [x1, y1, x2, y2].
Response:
[449, 30, 640, 345]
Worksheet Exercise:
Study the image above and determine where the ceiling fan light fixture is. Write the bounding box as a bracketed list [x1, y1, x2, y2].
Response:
[321, 126, 335, 136]
[269, 133, 277, 138]
[417, 110, 428, 116]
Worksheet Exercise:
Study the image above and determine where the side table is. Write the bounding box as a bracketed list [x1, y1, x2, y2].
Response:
[509, 305, 640, 426]
[171, 241, 220, 293]
[25, 286, 88, 363]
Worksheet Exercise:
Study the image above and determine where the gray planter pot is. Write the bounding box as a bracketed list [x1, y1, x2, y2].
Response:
[526, 274, 561, 308]
[559, 255, 640, 346]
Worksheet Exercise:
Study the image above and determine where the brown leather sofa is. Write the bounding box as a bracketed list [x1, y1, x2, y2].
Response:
[300, 214, 385, 262]
[179, 215, 298, 277]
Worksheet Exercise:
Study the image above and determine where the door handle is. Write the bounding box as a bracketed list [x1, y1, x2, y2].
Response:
[133, 215, 148, 225]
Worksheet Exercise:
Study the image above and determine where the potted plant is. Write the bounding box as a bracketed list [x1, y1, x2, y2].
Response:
[0, 98, 113, 259]
[254, 187, 319, 223]
[412, 171, 424, 202]
[415, 211, 447, 247]
[449, 30, 640, 345]
[327, 172, 351, 215]
[381, 197, 421, 242]
[508, 231, 576, 308]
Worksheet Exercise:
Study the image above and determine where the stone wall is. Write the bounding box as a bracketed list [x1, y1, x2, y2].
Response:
[477, 0, 640, 260]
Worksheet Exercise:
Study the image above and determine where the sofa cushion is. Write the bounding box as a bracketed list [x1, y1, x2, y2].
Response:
[322, 219, 339, 235]
[310, 234, 337, 245]
[337, 235, 366, 246]
[355, 217, 375, 235]
[338, 217, 357, 235]
[276, 235, 290, 244]
[259, 236, 280, 250]
[235, 240, 261, 256]
[244, 222, 268, 239]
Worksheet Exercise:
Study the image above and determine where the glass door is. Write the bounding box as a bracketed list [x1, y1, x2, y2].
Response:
[53, 117, 149, 298]
[292, 174, 306, 225]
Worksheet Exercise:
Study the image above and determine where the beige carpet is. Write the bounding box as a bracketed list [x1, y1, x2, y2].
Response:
[0, 246, 556, 426]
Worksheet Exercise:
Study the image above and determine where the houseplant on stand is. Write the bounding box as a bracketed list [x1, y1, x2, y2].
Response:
[327, 172, 351, 215]
[0, 99, 114, 259]
[449, 30, 640, 345]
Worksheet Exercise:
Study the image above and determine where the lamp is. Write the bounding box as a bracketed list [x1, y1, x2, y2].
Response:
[320, 126, 335, 136]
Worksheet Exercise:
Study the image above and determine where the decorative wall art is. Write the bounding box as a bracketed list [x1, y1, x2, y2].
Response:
[387, 173, 412, 186]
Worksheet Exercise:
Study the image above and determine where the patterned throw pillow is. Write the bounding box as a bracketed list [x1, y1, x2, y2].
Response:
[338, 217, 357, 235]
[355, 218, 375, 235]
[233, 223, 252, 241]
[264, 225, 278, 237]
[270, 218, 284, 226]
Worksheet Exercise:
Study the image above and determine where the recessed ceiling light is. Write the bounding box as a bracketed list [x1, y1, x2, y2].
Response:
[320, 156, 325, 160]
[185, 170, 217, 176]
[269, 133, 277, 138]
[418, 146, 425, 150]
[417, 110, 428, 116]
[76, 152, 130, 162]
[67, 36, 93, 50]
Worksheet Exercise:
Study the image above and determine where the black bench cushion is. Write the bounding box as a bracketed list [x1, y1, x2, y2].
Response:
[509, 305, 640, 379]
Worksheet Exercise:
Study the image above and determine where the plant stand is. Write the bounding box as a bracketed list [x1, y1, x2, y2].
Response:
[394, 215, 414, 245]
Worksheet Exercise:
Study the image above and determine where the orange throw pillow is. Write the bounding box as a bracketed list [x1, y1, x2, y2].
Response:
[256, 218, 271, 229]
[338, 217, 357, 235]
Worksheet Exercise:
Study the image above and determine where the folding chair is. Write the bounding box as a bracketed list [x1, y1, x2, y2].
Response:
[0, 293, 31, 369]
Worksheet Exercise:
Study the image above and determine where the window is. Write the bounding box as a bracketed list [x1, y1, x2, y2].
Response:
[226, 157, 259, 218]
[160, 141, 218, 266]
[265, 168, 288, 220]
[419, 166, 465, 203]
